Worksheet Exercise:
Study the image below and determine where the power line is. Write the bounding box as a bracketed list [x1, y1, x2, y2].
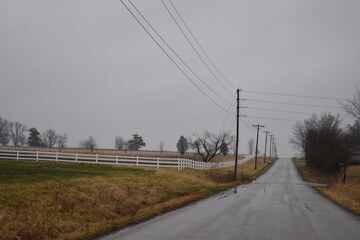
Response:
[241, 114, 254, 130]
[240, 92, 261, 125]
[246, 115, 298, 122]
[248, 107, 314, 115]
[250, 107, 352, 119]
[126, 0, 233, 106]
[245, 99, 341, 109]
[220, 93, 237, 132]
[236, 107, 254, 130]
[227, 114, 237, 132]
[165, 0, 235, 94]
[120, 0, 232, 113]
[242, 89, 346, 101]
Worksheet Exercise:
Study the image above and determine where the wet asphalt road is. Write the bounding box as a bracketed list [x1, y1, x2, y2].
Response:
[101, 158, 360, 240]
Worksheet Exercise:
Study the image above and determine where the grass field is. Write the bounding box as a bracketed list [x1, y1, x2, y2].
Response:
[293, 159, 360, 216]
[0, 157, 273, 240]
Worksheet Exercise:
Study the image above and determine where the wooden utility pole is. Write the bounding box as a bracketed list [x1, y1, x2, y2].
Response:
[253, 124, 265, 170]
[234, 89, 240, 180]
[263, 131, 270, 164]
[269, 135, 273, 161]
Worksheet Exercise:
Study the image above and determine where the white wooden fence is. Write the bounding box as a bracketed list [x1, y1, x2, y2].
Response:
[0, 150, 218, 170]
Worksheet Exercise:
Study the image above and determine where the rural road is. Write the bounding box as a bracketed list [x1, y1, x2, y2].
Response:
[101, 158, 360, 240]
[217, 155, 254, 168]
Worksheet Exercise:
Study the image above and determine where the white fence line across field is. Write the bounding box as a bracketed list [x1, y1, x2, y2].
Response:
[0, 150, 219, 170]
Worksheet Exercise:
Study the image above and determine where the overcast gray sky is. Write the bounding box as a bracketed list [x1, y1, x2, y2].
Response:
[1, 0, 359, 157]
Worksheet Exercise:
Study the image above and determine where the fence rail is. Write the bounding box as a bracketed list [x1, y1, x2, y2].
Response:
[0, 150, 218, 170]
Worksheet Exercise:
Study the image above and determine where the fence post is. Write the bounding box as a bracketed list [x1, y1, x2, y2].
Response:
[157, 157, 159, 168]
[178, 158, 180, 171]
[136, 156, 139, 167]
[75, 153, 78, 162]
[56, 152, 58, 162]
[96, 154, 98, 163]
[36, 151, 39, 162]
[16, 150, 19, 161]
[116, 155, 118, 164]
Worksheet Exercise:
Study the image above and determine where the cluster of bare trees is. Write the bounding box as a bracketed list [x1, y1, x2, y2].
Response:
[175, 132, 234, 162]
[291, 88, 360, 174]
[0, 119, 26, 147]
[79, 136, 97, 152]
[340, 87, 360, 150]
[41, 129, 68, 148]
[113, 134, 146, 152]
[0, 117, 67, 148]
[339, 87, 360, 120]
[291, 113, 350, 173]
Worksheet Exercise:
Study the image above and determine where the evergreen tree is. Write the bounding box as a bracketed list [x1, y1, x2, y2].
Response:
[176, 136, 188, 155]
[0, 117, 10, 146]
[127, 134, 146, 150]
[220, 142, 229, 156]
[28, 127, 42, 147]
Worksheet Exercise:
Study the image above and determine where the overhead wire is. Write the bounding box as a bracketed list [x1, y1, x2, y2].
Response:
[248, 107, 315, 115]
[240, 90, 345, 125]
[126, 0, 233, 106]
[240, 113, 254, 130]
[239, 105, 254, 129]
[162, 0, 234, 95]
[246, 115, 298, 122]
[120, 0, 232, 113]
[169, 0, 236, 90]
[228, 113, 237, 133]
[242, 89, 347, 101]
[220, 93, 237, 133]
[244, 99, 341, 109]
[239, 91, 260, 126]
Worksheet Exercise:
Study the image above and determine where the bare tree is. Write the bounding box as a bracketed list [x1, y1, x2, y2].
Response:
[114, 136, 126, 150]
[41, 129, 58, 147]
[79, 136, 97, 152]
[0, 117, 10, 146]
[190, 131, 234, 162]
[176, 135, 188, 155]
[159, 141, 164, 154]
[248, 139, 255, 155]
[290, 113, 350, 173]
[9, 122, 27, 146]
[340, 87, 360, 119]
[57, 133, 68, 149]
[347, 120, 360, 148]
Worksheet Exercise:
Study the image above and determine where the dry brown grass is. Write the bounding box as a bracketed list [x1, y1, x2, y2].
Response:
[211, 155, 245, 163]
[293, 159, 360, 215]
[0, 156, 273, 240]
[203, 156, 273, 184]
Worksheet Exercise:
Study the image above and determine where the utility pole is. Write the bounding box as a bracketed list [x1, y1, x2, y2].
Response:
[253, 124, 265, 170]
[269, 135, 273, 161]
[273, 137, 276, 159]
[263, 131, 270, 164]
[234, 89, 240, 180]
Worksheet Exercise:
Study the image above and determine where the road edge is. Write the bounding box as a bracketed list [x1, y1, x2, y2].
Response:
[292, 159, 360, 217]
[96, 158, 278, 240]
